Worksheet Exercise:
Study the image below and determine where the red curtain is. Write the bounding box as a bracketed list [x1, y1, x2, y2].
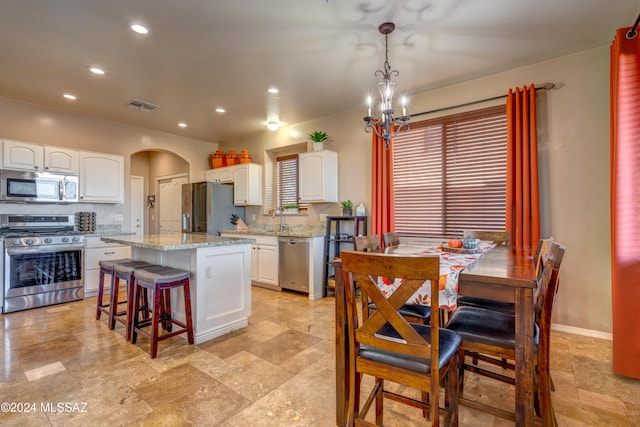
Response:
[371, 127, 395, 236]
[505, 85, 541, 248]
[610, 27, 640, 379]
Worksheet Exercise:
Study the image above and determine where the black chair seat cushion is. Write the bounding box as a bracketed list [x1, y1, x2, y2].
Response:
[368, 302, 431, 320]
[359, 323, 461, 372]
[445, 306, 516, 348]
[457, 295, 515, 314]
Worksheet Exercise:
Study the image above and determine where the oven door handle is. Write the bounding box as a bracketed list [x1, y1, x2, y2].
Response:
[6, 245, 85, 255]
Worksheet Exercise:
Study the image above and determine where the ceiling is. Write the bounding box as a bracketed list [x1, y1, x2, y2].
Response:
[0, 1, 637, 143]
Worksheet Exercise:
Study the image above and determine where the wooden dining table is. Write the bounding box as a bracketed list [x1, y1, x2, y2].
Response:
[334, 244, 538, 426]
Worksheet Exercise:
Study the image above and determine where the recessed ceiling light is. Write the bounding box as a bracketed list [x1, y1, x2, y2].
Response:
[267, 87, 279, 94]
[63, 93, 76, 100]
[89, 67, 105, 75]
[215, 107, 225, 113]
[178, 122, 187, 128]
[130, 23, 149, 34]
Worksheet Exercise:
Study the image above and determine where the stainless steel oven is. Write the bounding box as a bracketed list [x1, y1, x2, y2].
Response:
[1, 214, 85, 313]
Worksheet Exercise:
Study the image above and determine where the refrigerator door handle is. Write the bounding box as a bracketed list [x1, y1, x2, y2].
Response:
[182, 213, 190, 231]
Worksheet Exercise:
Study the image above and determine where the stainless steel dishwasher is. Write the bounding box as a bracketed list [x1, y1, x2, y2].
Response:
[278, 237, 309, 293]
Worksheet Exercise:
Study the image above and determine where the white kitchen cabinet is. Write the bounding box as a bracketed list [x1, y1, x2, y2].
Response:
[250, 245, 258, 282]
[2, 139, 44, 171]
[221, 233, 278, 289]
[1, 139, 78, 173]
[44, 146, 78, 173]
[233, 163, 262, 205]
[79, 151, 125, 203]
[205, 166, 235, 183]
[84, 237, 131, 296]
[299, 150, 338, 203]
[256, 241, 277, 285]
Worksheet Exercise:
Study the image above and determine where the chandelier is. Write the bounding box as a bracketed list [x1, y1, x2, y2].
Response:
[363, 22, 410, 149]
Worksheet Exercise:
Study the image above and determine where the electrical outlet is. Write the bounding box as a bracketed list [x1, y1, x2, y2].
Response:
[114, 214, 124, 222]
[320, 213, 328, 222]
[252, 214, 256, 221]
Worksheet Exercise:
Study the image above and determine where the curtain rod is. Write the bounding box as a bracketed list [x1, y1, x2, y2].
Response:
[409, 82, 556, 119]
[627, 13, 640, 39]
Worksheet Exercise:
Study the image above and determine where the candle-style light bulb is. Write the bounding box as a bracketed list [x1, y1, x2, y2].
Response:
[401, 96, 407, 116]
[366, 96, 372, 117]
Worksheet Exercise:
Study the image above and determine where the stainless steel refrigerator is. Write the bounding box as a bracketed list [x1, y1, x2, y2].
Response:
[181, 182, 245, 234]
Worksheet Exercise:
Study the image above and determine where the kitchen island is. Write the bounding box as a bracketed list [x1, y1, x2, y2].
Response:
[101, 233, 254, 344]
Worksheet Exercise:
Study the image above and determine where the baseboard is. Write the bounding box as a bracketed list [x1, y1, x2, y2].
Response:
[552, 323, 612, 340]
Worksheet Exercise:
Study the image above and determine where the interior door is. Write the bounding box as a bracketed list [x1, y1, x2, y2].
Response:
[129, 176, 144, 236]
[158, 175, 188, 233]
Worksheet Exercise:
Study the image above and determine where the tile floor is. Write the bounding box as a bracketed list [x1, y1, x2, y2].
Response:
[1, 287, 639, 426]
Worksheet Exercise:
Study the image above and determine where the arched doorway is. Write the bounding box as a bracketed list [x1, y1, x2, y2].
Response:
[130, 150, 189, 234]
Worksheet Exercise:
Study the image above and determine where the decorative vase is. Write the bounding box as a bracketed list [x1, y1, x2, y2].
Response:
[313, 142, 324, 151]
[342, 208, 352, 216]
[211, 150, 226, 168]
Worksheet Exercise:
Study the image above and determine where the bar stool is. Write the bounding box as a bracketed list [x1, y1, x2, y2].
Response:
[131, 265, 194, 358]
[96, 258, 135, 321]
[111, 260, 159, 341]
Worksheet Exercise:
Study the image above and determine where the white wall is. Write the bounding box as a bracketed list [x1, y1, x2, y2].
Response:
[221, 46, 612, 334]
[0, 96, 217, 231]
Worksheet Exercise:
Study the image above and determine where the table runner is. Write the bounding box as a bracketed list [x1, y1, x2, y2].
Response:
[378, 242, 496, 309]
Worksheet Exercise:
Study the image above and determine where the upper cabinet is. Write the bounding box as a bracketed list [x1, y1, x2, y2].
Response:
[1, 139, 78, 174]
[44, 146, 78, 174]
[206, 163, 262, 206]
[205, 165, 235, 183]
[2, 140, 43, 171]
[299, 150, 338, 203]
[79, 151, 125, 203]
[234, 163, 262, 205]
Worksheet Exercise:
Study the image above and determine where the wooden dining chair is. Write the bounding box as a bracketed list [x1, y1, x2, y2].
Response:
[341, 250, 461, 426]
[353, 235, 381, 252]
[462, 230, 510, 245]
[457, 237, 556, 378]
[355, 235, 431, 325]
[445, 242, 565, 425]
[382, 231, 400, 248]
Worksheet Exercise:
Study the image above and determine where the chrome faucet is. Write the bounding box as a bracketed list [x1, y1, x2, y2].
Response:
[272, 206, 286, 232]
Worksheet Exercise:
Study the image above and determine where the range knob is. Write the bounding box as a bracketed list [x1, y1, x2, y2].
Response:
[12, 239, 21, 245]
[44, 238, 53, 244]
[25, 238, 35, 245]
[72, 237, 80, 242]
[61, 237, 70, 243]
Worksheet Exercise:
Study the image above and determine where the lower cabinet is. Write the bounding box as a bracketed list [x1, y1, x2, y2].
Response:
[221, 233, 278, 289]
[84, 236, 131, 296]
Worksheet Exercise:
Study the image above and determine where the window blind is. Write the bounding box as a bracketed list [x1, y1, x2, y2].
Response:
[393, 105, 507, 238]
[276, 154, 307, 209]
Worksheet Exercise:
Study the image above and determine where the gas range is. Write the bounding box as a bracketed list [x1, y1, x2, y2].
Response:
[0, 214, 84, 247]
[1, 214, 86, 313]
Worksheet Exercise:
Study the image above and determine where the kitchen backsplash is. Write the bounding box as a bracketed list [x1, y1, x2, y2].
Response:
[0, 202, 128, 232]
[245, 223, 326, 235]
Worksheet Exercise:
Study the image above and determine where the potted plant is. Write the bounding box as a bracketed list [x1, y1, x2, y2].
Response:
[340, 199, 353, 216]
[282, 204, 299, 214]
[308, 131, 329, 151]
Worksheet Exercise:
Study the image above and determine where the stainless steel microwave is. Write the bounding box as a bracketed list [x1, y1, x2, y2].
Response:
[0, 169, 78, 203]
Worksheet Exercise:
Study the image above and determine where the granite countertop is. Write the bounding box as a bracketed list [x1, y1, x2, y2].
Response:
[218, 228, 325, 238]
[101, 233, 255, 251]
[85, 231, 137, 238]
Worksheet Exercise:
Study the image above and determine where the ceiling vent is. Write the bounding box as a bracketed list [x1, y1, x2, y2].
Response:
[127, 99, 159, 112]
